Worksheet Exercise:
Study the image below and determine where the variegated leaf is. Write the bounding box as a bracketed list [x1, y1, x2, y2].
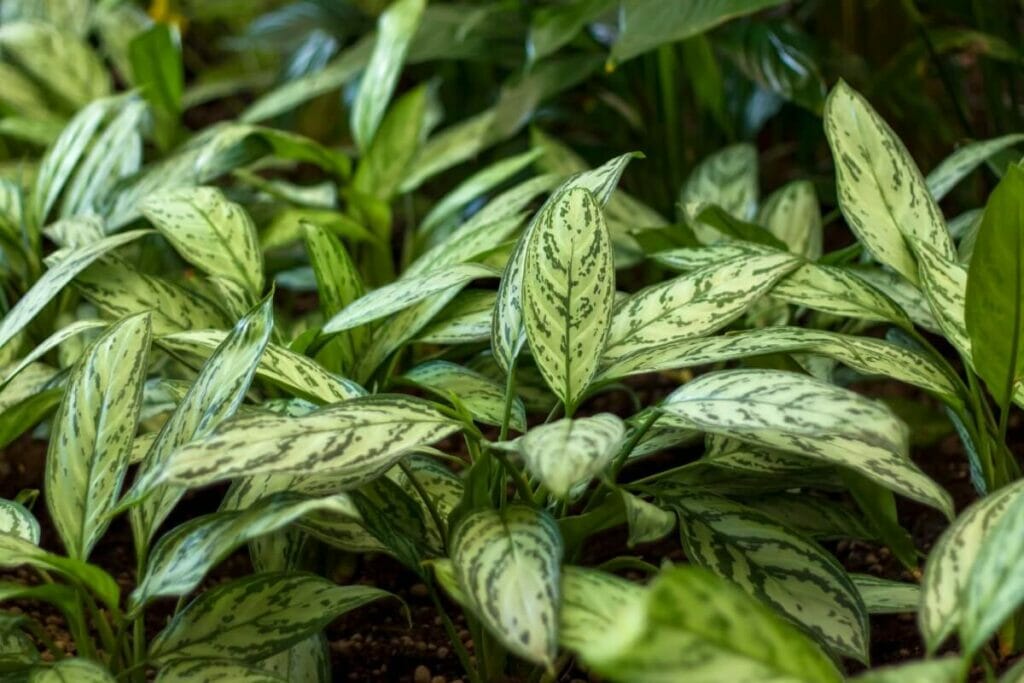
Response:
[599, 326, 959, 405]
[141, 395, 460, 492]
[28, 658, 115, 682]
[451, 506, 563, 666]
[667, 492, 868, 661]
[511, 414, 624, 499]
[400, 110, 497, 193]
[0, 499, 39, 544]
[852, 658, 960, 683]
[742, 494, 872, 542]
[417, 289, 495, 344]
[853, 267, 941, 333]
[620, 491, 676, 547]
[323, 263, 497, 334]
[155, 660, 285, 683]
[46, 313, 152, 560]
[419, 149, 541, 237]
[0, 22, 110, 111]
[0, 229, 149, 352]
[134, 494, 359, 606]
[758, 180, 822, 259]
[350, 0, 425, 150]
[680, 144, 758, 242]
[389, 454, 463, 550]
[960, 483, 1024, 656]
[558, 565, 645, 656]
[403, 360, 525, 432]
[158, 330, 364, 404]
[921, 479, 1024, 651]
[824, 81, 955, 283]
[150, 572, 391, 662]
[258, 634, 329, 683]
[577, 565, 842, 683]
[661, 370, 953, 517]
[491, 152, 639, 373]
[851, 574, 920, 614]
[141, 187, 264, 296]
[302, 221, 368, 374]
[601, 254, 799, 369]
[0, 533, 120, 610]
[523, 187, 614, 409]
[129, 297, 274, 545]
[74, 261, 230, 336]
[0, 319, 106, 393]
[927, 133, 1024, 202]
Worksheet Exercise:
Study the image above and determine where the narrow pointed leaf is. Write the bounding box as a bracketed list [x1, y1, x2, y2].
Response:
[661, 369, 953, 517]
[403, 360, 526, 432]
[927, 133, 1024, 202]
[0, 229, 150, 351]
[129, 297, 274, 545]
[601, 254, 799, 369]
[851, 575, 920, 614]
[46, 313, 152, 560]
[1, 319, 107, 393]
[350, 0, 425, 150]
[824, 81, 955, 283]
[0, 533, 119, 610]
[150, 572, 392, 662]
[142, 395, 459, 492]
[417, 290, 495, 344]
[451, 506, 563, 667]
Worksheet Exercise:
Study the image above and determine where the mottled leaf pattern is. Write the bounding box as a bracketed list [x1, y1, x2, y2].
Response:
[28, 658, 115, 682]
[417, 290, 495, 344]
[155, 660, 285, 683]
[150, 572, 391, 662]
[851, 658, 960, 683]
[0, 499, 40, 544]
[620, 491, 676, 547]
[510, 414, 624, 499]
[451, 506, 562, 666]
[920, 479, 1024, 651]
[0, 230, 149, 352]
[926, 133, 1024, 202]
[141, 396, 460, 492]
[666, 492, 868, 661]
[680, 144, 758, 242]
[824, 81, 955, 283]
[599, 326, 959, 404]
[46, 313, 152, 560]
[852, 575, 920, 614]
[758, 180, 822, 259]
[142, 187, 264, 296]
[323, 263, 497, 334]
[578, 565, 842, 683]
[403, 360, 526, 432]
[601, 254, 799, 369]
[0, 319, 106, 393]
[661, 370, 953, 516]
[158, 330, 364, 404]
[492, 152, 638, 372]
[129, 297, 274, 545]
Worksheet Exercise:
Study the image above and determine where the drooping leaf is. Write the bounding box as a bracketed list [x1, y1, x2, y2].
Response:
[661, 370, 953, 517]
[610, 0, 789, 64]
[523, 187, 615, 409]
[158, 330, 364, 405]
[138, 396, 460, 493]
[663, 491, 868, 660]
[0, 229, 150, 352]
[129, 297, 274, 545]
[920, 479, 1024, 652]
[576, 565, 842, 683]
[451, 506, 563, 667]
[74, 261, 230, 336]
[46, 313, 152, 560]
[965, 163, 1024, 406]
[141, 187, 264, 297]
[350, 0, 425, 150]
[403, 360, 526, 432]
[508, 414, 624, 499]
[824, 81, 955, 284]
[599, 326, 959, 405]
[620, 491, 676, 547]
[0, 533, 120, 610]
[149, 572, 392, 662]
[601, 254, 799, 370]
[0, 319, 106, 393]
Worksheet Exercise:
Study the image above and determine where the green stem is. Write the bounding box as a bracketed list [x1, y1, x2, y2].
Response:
[499, 357, 518, 442]
[427, 582, 482, 683]
[490, 446, 534, 503]
[83, 593, 119, 666]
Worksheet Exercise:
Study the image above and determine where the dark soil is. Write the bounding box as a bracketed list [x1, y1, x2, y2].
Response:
[0, 375, 1015, 682]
